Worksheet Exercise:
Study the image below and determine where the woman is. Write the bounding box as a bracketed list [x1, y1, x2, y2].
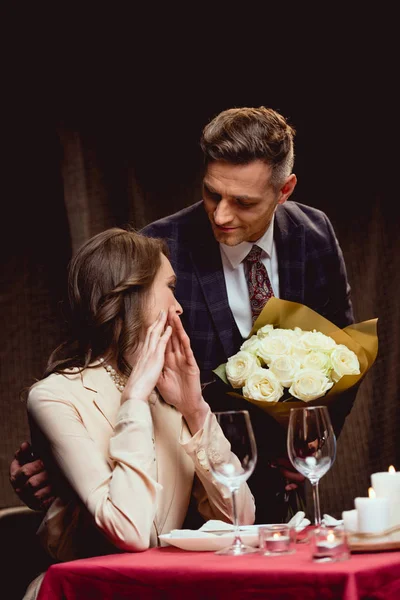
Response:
[25, 227, 255, 575]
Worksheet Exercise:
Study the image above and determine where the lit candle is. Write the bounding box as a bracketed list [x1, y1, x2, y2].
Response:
[354, 487, 390, 533]
[259, 524, 292, 555]
[265, 532, 290, 553]
[317, 532, 342, 552]
[313, 527, 349, 562]
[371, 465, 400, 528]
[342, 509, 358, 533]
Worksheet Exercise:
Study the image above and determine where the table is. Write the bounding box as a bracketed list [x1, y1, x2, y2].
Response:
[37, 540, 400, 600]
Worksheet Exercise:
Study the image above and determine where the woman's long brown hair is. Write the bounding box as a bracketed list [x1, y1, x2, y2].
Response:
[43, 227, 168, 379]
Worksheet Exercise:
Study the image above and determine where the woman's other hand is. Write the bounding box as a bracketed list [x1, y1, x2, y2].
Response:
[122, 310, 172, 404]
[157, 307, 208, 434]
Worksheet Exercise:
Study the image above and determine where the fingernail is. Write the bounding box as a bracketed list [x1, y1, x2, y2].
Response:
[159, 309, 165, 317]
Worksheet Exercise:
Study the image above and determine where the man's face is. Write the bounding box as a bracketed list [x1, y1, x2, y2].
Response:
[202, 160, 296, 246]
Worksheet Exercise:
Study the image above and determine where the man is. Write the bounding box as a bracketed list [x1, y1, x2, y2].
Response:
[10, 106, 355, 524]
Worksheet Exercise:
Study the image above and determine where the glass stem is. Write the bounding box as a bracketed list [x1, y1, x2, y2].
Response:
[311, 480, 321, 526]
[231, 488, 242, 548]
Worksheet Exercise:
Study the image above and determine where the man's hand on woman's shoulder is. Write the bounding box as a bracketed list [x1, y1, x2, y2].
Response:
[9, 441, 55, 511]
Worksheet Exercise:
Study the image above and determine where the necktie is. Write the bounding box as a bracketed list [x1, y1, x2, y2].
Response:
[244, 245, 274, 323]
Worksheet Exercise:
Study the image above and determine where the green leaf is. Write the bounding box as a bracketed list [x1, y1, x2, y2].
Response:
[213, 363, 229, 386]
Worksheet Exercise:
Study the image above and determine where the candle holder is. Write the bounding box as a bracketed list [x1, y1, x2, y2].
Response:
[312, 526, 350, 563]
[259, 524, 295, 556]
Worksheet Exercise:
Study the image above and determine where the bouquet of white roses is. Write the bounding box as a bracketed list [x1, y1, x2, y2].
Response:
[226, 325, 360, 402]
[214, 298, 378, 428]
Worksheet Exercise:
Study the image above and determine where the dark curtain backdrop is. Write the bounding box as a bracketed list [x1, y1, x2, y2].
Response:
[1, 10, 399, 518]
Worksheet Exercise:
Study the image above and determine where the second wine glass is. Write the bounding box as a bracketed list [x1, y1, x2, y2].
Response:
[287, 406, 336, 526]
[207, 410, 258, 555]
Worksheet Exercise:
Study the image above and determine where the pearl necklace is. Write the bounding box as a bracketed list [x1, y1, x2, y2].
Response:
[99, 357, 128, 392]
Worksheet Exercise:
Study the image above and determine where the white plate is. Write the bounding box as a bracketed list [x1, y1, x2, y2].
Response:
[159, 531, 260, 552]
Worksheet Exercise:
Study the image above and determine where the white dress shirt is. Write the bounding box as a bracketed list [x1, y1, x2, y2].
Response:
[219, 217, 280, 339]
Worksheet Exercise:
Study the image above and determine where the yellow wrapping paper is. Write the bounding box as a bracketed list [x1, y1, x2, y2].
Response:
[214, 298, 378, 428]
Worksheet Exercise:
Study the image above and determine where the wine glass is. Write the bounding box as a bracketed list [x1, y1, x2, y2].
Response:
[287, 406, 336, 526]
[207, 410, 258, 555]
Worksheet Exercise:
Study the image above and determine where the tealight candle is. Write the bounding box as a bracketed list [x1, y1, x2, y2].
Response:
[371, 466, 400, 528]
[313, 526, 349, 562]
[354, 487, 390, 533]
[259, 524, 293, 555]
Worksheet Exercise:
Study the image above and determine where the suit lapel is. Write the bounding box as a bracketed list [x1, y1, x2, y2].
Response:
[189, 215, 243, 359]
[275, 204, 306, 303]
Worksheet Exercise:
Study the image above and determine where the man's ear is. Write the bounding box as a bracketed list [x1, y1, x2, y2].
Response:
[278, 174, 297, 205]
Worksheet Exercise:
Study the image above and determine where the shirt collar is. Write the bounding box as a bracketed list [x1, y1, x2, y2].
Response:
[220, 215, 275, 269]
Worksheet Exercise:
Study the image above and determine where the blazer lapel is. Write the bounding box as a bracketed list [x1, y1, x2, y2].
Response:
[189, 220, 243, 359]
[81, 366, 120, 430]
[275, 204, 306, 303]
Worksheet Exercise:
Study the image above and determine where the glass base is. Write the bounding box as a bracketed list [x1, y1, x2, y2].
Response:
[261, 549, 295, 557]
[313, 554, 349, 563]
[215, 542, 258, 556]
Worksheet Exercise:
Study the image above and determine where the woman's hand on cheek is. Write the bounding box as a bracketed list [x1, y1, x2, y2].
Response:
[121, 310, 172, 404]
[156, 308, 208, 432]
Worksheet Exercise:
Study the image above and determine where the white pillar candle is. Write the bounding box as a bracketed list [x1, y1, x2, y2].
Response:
[371, 466, 400, 528]
[342, 509, 358, 533]
[354, 487, 390, 533]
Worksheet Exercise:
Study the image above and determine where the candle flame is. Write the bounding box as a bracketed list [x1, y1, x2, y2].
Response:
[273, 533, 281, 539]
[389, 465, 396, 473]
[327, 532, 335, 543]
[368, 487, 376, 499]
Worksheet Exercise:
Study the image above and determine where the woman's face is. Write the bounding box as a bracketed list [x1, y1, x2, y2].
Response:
[146, 253, 183, 326]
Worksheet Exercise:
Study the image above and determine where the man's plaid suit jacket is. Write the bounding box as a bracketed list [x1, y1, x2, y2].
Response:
[142, 199, 354, 383]
[142, 200, 355, 524]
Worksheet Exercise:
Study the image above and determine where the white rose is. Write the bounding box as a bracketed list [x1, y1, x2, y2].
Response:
[240, 335, 261, 355]
[269, 356, 300, 387]
[300, 330, 337, 353]
[256, 324, 274, 339]
[302, 350, 332, 375]
[243, 367, 284, 403]
[330, 344, 360, 383]
[225, 351, 259, 389]
[268, 327, 302, 340]
[256, 335, 293, 366]
[290, 339, 310, 363]
[289, 368, 334, 401]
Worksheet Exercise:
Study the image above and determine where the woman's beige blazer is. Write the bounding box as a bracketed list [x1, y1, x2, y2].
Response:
[27, 363, 255, 561]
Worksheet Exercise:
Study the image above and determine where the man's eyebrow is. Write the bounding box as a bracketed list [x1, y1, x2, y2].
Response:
[203, 181, 220, 194]
[203, 180, 260, 202]
[234, 194, 260, 201]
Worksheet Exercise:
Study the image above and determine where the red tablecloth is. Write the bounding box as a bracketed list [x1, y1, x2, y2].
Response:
[37, 541, 400, 600]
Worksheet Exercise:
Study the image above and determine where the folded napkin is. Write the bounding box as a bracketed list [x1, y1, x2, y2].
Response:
[199, 520, 241, 533]
[322, 514, 344, 527]
[169, 521, 246, 538]
[287, 511, 310, 532]
[169, 529, 215, 538]
[169, 511, 311, 539]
